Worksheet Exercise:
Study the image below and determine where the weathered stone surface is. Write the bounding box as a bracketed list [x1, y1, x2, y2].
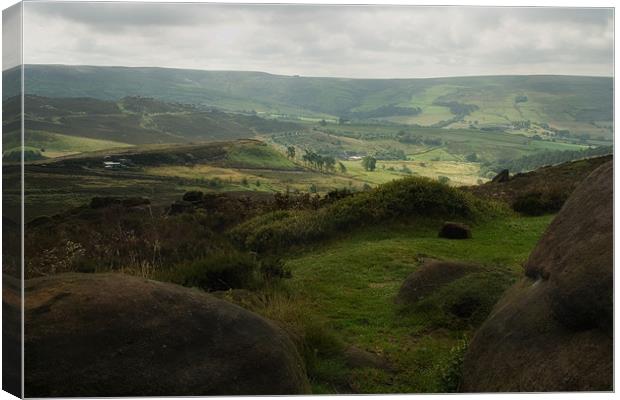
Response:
[23, 273, 310, 397]
[461, 160, 613, 392]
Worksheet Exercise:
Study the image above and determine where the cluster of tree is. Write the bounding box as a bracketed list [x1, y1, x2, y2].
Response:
[515, 95, 528, 103]
[345, 104, 422, 119]
[490, 146, 612, 173]
[433, 100, 479, 116]
[512, 120, 531, 129]
[465, 153, 478, 162]
[374, 147, 407, 160]
[429, 100, 479, 128]
[361, 156, 377, 171]
[536, 124, 571, 138]
[301, 149, 336, 172]
[396, 131, 444, 146]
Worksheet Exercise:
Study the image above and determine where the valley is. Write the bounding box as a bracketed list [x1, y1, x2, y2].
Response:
[3, 65, 614, 395]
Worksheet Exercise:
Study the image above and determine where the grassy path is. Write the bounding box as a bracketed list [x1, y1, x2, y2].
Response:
[283, 215, 553, 393]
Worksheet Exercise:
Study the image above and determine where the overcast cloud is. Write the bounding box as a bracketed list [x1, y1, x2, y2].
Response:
[14, 3, 614, 78]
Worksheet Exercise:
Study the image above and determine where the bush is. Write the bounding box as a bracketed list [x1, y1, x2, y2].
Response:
[230, 176, 501, 253]
[439, 336, 469, 392]
[159, 251, 259, 291]
[259, 258, 292, 280]
[512, 190, 569, 216]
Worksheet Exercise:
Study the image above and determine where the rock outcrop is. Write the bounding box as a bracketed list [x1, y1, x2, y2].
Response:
[491, 169, 510, 183]
[23, 273, 310, 397]
[396, 259, 480, 305]
[460, 160, 613, 392]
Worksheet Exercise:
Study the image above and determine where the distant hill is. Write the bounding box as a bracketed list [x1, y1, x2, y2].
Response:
[2, 94, 300, 157]
[4, 64, 613, 139]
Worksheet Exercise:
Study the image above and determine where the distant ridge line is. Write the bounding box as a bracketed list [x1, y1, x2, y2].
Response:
[6, 63, 613, 81]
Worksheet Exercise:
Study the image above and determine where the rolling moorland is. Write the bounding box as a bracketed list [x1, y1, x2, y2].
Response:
[3, 64, 614, 140]
[1, 65, 614, 395]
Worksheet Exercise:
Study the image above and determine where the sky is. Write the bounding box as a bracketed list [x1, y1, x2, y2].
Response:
[5, 2, 614, 78]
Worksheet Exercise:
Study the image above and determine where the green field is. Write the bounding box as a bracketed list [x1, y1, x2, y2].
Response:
[282, 215, 554, 392]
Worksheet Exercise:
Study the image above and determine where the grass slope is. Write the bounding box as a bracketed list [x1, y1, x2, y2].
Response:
[281, 215, 553, 392]
[4, 130, 133, 158]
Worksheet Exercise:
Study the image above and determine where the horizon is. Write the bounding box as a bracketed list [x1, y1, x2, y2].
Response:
[7, 63, 615, 81]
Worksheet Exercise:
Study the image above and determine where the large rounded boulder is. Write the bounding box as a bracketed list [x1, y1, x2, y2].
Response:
[396, 259, 481, 305]
[461, 160, 613, 392]
[22, 273, 310, 397]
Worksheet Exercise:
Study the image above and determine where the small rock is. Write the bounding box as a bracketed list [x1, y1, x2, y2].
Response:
[438, 222, 472, 239]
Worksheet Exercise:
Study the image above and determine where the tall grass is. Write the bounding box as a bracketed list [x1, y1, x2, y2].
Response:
[218, 288, 347, 390]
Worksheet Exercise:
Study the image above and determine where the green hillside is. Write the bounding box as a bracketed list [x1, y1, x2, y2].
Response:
[5, 65, 613, 139]
[2, 94, 301, 154]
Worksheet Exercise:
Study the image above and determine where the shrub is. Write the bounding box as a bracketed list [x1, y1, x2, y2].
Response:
[438, 336, 469, 392]
[157, 251, 259, 291]
[512, 190, 569, 216]
[230, 176, 500, 253]
[259, 257, 292, 280]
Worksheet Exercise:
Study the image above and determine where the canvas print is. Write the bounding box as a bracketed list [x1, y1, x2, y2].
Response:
[1, 1, 614, 397]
